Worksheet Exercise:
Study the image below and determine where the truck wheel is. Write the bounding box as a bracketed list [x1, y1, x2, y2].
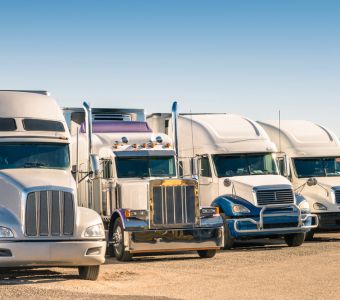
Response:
[78, 265, 100, 280]
[305, 230, 315, 241]
[197, 249, 217, 258]
[284, 233, 306, 247]
[112, 218, 133, 261]
[221, 213, 235, 250]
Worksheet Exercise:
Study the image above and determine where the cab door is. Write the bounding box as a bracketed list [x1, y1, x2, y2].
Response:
[198, 155, 217, 206]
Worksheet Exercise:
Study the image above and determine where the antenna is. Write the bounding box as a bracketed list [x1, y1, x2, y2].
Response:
[190, 109, 195, 158]
[279, 110, 281, 153]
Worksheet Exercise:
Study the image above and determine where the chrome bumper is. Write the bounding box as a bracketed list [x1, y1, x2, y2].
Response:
[233, 204, 319, 234]
[0, 240, 106, 268]
[124, 227, 224, 254]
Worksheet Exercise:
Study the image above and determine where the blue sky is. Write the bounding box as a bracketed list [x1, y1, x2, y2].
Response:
[0, 1, 339, 135]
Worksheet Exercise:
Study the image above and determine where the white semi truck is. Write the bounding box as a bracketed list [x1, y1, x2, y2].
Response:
[148, 103, 317, 248]
[0, 91, 105, 280]
[259, 120, 340, 240]
[63, 103, 224, 261]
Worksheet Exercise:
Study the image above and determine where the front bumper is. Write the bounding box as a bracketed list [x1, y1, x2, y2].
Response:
[124, 227, 224, 254]
[229, 204, 318, 238]
[0, 240, 106, 268]
[314, 212, 340, 231]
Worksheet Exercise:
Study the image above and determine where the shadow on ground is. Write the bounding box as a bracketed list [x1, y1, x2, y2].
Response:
[0, 268, 78, 285]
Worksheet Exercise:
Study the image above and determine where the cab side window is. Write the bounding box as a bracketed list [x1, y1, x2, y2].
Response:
[102, 159, 112, 179]
[199, 156, 212, 177]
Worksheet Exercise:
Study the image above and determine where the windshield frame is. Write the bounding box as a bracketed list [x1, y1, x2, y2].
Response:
[114, 155, 177, 179]
[0, 142, 70, 171]
[293, 156, 340, 178]
[212, 152, 279, 178]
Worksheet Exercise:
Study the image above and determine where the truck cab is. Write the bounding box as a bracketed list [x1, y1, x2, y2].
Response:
[259, 120, 340, 240]
[0, 91, 105, 280]
[148, 106, 317, 248]
[63, 104, 224, 261]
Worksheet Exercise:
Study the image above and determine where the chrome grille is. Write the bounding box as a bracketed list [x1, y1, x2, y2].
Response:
[151, 184, 198, 228]
[25, 190, 75, 237]
[335, 190, 340, 204]
[256, 189, 294, 206]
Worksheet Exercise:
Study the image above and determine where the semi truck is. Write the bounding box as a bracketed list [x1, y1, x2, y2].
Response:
[0, 91, 105, 280]
[147, 103, 317, 248]
[63, 103, 224, 261]
[259, 120, 340, 240]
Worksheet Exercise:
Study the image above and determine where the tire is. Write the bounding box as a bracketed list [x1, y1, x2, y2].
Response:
[111, 218, 133, 261]
[197, 249, 217, 258]
[305, 230, 314, 241]
[284, 233, 306, 247]
[221, 213, 235, 250]
[78, 265, 100, 280]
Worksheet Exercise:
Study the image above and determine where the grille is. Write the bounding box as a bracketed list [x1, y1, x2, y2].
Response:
[151, 184, 198, 228]
[335, 190, 340, 204]
[256, 189, 294, 206]
[25, 190, 75, 237]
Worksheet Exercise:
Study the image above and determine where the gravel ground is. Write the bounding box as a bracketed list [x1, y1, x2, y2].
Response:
[1, 233, 340, 299]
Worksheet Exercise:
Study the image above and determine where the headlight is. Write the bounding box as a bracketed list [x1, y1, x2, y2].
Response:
[125, 209, 148, 219]
[84, 224, 105, 237]
[298, 200, 310, 213]
[0, 226, 14, 238]
[200, 207, 219, 216]
[232, 204, 250, 214]
[313, 202, 328, 211]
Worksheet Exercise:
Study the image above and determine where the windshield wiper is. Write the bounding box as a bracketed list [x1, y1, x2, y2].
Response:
[24, 162, 48, 168]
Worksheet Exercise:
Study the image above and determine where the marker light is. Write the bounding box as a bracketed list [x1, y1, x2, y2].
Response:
[132, 144, 138, 149]
[165, 143, 171, 148]
[142, 143, 148, 148]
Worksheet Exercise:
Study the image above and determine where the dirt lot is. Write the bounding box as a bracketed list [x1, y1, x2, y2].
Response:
[1, 233, 340, 300]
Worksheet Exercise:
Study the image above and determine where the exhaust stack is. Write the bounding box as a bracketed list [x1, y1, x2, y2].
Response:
[171, 101, 179, 176]
[83, 101, 93, 156]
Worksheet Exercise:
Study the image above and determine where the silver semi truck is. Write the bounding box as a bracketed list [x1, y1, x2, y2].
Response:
[0, 91, 105, 280]
[63, 103, 224, 261]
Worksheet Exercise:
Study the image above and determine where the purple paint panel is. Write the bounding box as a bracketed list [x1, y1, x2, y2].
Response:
[80, 121, 152, 133]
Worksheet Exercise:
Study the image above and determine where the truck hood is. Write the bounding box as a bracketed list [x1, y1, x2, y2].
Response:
[0, 168, 76, 191]
[218, 175, 292, 206]
[116, 179, 149, 210]
[229, 175, 291, 189]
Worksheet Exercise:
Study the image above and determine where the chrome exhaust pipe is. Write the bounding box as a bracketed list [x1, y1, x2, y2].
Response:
[83, 101, 93, 156]
[171, 101, 179, 176]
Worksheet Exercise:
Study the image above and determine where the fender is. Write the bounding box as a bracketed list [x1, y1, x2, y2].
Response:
[212, 194, 261, 217]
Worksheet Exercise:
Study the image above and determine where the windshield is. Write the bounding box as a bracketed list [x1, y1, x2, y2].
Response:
[212, 153, 278, 177]
[0, 143, 70, 170]
[115, 156, 176, 178]
[294, 157, 340, 178]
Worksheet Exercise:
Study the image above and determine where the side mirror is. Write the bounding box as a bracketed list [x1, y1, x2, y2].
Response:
[283, 155, 291, 178]
[90, 154, 101, 178]
[307, 177, 318, 186]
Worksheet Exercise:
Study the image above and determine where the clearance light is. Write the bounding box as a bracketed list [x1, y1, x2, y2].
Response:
[132, 144, 138, 149]
[149, 142, 155, 148]
[142, 143, 148, 148]
[113, 142, 119, 149]
[164, 143, 171, 148]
